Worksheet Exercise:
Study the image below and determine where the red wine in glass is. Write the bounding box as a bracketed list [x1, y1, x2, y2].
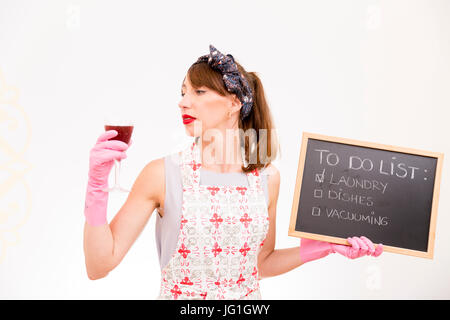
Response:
[104, 125, 134, 144]
[103, 123, 134, 192]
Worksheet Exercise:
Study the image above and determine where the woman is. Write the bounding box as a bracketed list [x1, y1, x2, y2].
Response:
[83, 45, 383, 300]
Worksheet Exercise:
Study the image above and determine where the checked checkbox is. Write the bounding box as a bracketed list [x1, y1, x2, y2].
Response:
[315, 168, 325, 183]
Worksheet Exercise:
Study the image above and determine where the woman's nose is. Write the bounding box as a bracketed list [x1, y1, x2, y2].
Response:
[178, 95, 191, 110]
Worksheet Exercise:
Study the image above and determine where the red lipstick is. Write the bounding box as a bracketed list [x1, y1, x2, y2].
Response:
[182, 114, 196, 125]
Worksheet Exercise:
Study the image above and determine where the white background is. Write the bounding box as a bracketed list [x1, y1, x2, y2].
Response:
[1, 0, 449, 299]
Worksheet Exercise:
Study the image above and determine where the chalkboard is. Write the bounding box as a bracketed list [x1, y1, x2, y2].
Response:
[288, 132, 444, 259]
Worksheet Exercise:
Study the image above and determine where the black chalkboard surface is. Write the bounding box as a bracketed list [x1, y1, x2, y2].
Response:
[289, 132, 444, 258]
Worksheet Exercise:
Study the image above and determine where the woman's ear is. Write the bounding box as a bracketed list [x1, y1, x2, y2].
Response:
[230, 94, 242, 113]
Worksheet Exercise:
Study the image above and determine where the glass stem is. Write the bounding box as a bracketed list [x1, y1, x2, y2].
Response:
[114, 159, 121, 187]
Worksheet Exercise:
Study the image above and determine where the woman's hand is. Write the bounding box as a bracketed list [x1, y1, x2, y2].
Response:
[299, 236, 383, 264]
[332, 236, 383, 259]
[84, 130, 131, 226]
[87, 130, 131, 189]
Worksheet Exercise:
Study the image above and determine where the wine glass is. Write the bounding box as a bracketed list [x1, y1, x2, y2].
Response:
[103, 118, 134, 192]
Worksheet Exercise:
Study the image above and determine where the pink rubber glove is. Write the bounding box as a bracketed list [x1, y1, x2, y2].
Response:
[84, 130, 131, 226]
[332, 236, 383, 259]
[299, 236, 383, 264]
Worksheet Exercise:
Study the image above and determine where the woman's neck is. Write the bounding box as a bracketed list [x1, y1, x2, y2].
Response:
[197, 128, 244, 173]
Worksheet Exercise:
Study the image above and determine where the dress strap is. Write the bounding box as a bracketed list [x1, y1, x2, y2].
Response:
[245, 167, 263, 192]
[180, 138, 202, 188]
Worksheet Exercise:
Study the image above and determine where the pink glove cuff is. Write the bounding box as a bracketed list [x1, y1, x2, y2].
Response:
[84, 186, 109, 226]
[299, 238, 335, 264]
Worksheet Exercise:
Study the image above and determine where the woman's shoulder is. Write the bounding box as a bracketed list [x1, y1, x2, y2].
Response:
[142, 150, 181, 174]
[142, 157, 165, 174]
[262, 163, 280, 188]
[261, 163, 280, 208]
[260, 163, 279, 177]
[133, 157, 165, 205]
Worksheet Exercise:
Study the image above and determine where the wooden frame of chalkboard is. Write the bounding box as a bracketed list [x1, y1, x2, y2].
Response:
[289, 132, 444, 259]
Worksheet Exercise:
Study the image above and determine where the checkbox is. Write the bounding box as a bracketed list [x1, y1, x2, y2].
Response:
[314, 189, 323, 198]
[312, 207, 321, 216]
[315, 168, 325, 183]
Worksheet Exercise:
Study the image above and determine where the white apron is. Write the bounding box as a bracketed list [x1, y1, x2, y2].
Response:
[157, 140, 269, 300]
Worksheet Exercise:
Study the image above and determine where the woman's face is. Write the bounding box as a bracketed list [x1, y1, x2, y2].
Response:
[178, 75, 240, 137]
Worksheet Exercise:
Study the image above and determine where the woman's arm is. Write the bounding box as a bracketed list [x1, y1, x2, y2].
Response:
[257, 164, 304, 279]
[257, 165, 383, 279]
[83, 158, 164, 280]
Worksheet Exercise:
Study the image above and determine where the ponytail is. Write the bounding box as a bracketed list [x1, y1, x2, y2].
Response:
[238, 70, 279, 173]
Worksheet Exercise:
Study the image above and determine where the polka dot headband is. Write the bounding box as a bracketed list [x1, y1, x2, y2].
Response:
[193, 45, 254, 120]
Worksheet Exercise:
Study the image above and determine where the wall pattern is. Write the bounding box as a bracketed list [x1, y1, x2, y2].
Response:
[0, 69, 32, 263]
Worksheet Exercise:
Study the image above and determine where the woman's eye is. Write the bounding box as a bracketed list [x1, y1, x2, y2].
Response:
[180, 90, 205, 97]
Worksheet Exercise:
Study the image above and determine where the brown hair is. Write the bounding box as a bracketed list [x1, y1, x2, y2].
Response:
[186, 60, 279, 173]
